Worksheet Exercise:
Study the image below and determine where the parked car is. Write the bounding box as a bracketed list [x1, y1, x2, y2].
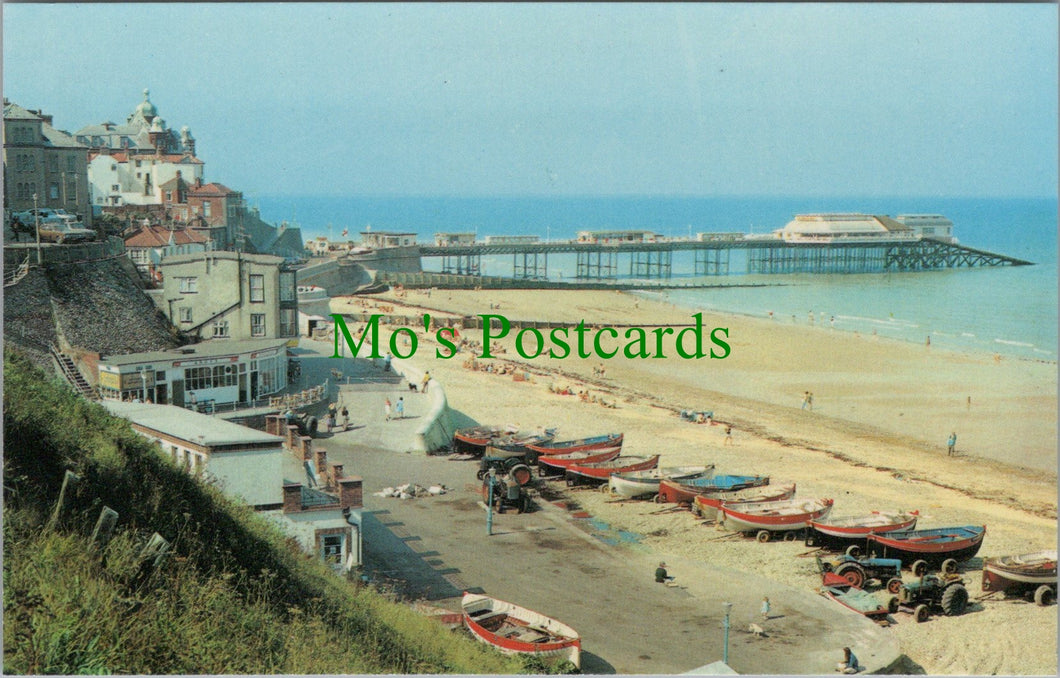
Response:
[12, 207, 82, 226]
[38, 220, 97, 244]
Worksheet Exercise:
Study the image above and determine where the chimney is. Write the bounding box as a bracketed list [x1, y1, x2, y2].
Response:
[282, 483, 302, 513]
[338, 477, 363, 510]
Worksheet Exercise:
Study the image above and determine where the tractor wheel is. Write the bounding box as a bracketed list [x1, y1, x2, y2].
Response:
[835, 563, 866, 589]
[306, 417, 319, 437]
[887, 596, 900, 614]
[783, 531, 798, 542]
[914, 604, 930, 623]
[941, 558, 959, 575]
[652, 493, 663, 504]
[887, 577, 904, 595]
[756, 530, 771, 543]
[898, 585, 913, 605]
[941, 584, 969, 616]
[846, 544, 862, 559]
[911, 559, 929, 577]
[1034, 585, 1055, 607]
[476, 469, 486, 480]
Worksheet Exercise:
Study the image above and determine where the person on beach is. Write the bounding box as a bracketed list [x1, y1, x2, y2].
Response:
[801, 391, 810, 410]
[384, 352, 392, 372]
[947, 432, 957, 456]
[807, 392, 814, 411]
[655, 562, 674, 584]
[341, 405, 350, 431]
[325, 411, 335, 433]
[724, 426, 733, 446]
[384, 398, 392, 422]
[761, 596, 770, 620]
[395, 397, 405, 419]
[421, 371, 431, 393]
[837, 647, 860, 674]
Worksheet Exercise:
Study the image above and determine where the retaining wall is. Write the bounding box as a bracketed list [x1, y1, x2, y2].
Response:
[388, 357, 453, 455]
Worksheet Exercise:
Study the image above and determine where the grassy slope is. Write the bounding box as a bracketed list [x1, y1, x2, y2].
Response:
[2, 348, 532, 674]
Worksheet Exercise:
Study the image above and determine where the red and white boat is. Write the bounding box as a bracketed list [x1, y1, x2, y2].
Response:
[537, 446, 622, 476]
[981, 550, 1057, 603]
[527, 433, 624, 455]
[657, 474, 770, 504]
[807, 510, 919, 550]
[564, 455, 660, 485]
[692, 482, 797, 521]
[462, 592, 581, 669]
[608, 465, 714, 499]
[719, 497, 834, 537]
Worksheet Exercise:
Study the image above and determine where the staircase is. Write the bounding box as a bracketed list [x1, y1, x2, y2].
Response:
[51, 346, 97, 400]
[4, 254, 31, 287]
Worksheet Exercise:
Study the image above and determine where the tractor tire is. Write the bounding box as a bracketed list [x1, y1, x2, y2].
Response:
[1034, 585, 1055, 607]
[509, 464, 533, 486]
[898, 585, 913, 605]
[652, 493, 663, 504]
[911, 559, 929, 577]
[941, 558, 959, 575]
[756, 530, 771, 543]
[887, 596, 900, 614]
[914, 604, 930, 623]
[846, 544, 862, 559]
[887, 577, 904, 595]
[941, 584, 968, 616]
[835, 563, 867, 589]
[476, 469, 486, 481]
[783, 531, 798, 541]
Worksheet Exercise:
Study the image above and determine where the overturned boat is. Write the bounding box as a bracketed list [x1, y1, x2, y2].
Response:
[462, 592, 581, 669]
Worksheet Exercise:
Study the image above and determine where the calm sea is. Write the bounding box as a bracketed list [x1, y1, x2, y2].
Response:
[252, 195, 1058, 361]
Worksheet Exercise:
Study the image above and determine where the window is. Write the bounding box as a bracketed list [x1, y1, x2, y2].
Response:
[111, 184, 120, 192]
[203, 201, 212, 218]
[179, 307, 193, 323]
[49, 184, 59, 199]
[322, 534, 344, 564]
[67, 157, 76, 172]
[280, 309, 296, 337]
[249, 274, 265, 302]
[177, 277, 198, 293]
[279, 272, 296, 301]
[251, 313, 266, 337]
[212, 320, 229, 338]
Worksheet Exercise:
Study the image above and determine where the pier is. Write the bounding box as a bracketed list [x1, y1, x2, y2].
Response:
[418, 237, 1032, 281]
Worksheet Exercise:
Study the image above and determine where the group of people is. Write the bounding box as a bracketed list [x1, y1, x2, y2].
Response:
[325, 402, 350, 433]
[801, 391, 815, 411]
[383, 396, 404, 421]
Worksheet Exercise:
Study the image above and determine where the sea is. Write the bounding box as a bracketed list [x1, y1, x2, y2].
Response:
[252, 194, 1058, 362]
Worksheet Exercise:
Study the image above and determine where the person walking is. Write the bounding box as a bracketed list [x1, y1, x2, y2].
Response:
[340, 405, 350, 431]
[807, 392, 814, 411]
[421, 371, 431, 394]
[947, 432, 957, 456]
[395, 396, 405, 420]
[724, 426, 733, 446]
[761, 596, 771, 620]
[801, 391, 810, 410]
[384, 397, 392, 422]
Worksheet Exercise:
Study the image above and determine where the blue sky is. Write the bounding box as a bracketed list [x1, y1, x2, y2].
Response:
[3, 3, 1057, 198]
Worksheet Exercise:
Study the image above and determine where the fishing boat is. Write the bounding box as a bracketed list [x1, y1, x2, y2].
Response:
[981, 550, 1057, 601]
[564, 455, 660, 485]
[461, 592, 581, 669]
[866, 525, 986, 568]
[656, 474, 770, 504]
[692, 482, 798, 521]
[820, 585, 892, 619]
[490, 430, 557, 454]
[527, 432, 624, 455]
[719, 497, 834, 538]
[608, 465, 714, 499]
[453, 425, 518, 454]
[807, 511, 919, 550]
[537, 446, 623, 476]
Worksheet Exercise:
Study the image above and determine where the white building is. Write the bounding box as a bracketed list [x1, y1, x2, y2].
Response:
[894, 214, 956, 243]
[774, 214, 917, 243]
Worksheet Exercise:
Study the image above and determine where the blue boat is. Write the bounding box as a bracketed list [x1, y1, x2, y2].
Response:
[866, 525, 986, 569]
[657, 474, 769, 504]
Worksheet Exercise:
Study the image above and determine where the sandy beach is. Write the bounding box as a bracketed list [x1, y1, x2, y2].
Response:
[331, 288, 1057, 675]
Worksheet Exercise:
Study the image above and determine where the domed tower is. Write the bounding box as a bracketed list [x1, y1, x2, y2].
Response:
[148, 116, 169, 153]
[180, 125, 196, 155]
[128, 88, 159, 126]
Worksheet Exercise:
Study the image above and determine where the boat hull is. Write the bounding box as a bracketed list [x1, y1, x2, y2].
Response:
[608, 465, 714, 499]
[866, 526, 986, 567]
[462, 593, 581, 669]
[692, 483, 797, 521]
[808, 512, 919, 550]
[821, 586, 890, 618]
[528, 433, 624, 455]
[565, 455, 661, 484]
[720, 498, 834, 533]
[537, 447, 622, 476]
[657, 475, 770, 504]
[981, 550, 1058, 594]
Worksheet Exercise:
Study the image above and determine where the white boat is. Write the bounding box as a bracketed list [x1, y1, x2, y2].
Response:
[719, 498, 834, 537]
[608, 465, 714, 499]
[461, 592, 581, 669]
[692, 482, 798, 521]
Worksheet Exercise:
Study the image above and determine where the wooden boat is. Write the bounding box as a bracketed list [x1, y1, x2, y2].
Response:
[453, 425, 517, 454]
[537, 446, 622, 476]
[719, 497, 834, 536]
[820, 585, 891, 619]
[981, 550, 1057, 596]
[608, 465, 714, 499]
[866, 525, 986, 568]
[692, 482, 798, 521]
[490, 430, 556, 454]
[527, 432, 624, 455]
[807, 511, 919, 550]
[461, 592, 581, 669]
[657, 474, 770, 504]
[564, 455, 660, 485]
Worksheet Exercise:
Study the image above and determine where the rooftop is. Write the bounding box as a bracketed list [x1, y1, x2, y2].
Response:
[99, 338, 289, 367]
[102, 401, 283, 448]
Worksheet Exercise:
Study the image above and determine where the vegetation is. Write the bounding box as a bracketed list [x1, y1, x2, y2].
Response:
[3, 348, 533, 674]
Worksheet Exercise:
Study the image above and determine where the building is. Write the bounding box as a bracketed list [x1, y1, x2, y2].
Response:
[3, 99, 93, 227]
[101, 400, 285, 508]
[894, 214, 956, 243]
[155, 251, 299, 342]
[124, 223, 212, 280]
[773, 214, 917, 243]
[434, 232, 476, 246]
[96, 337, 290, 407]
[576, 229, 657, 243]
[361, 230, 417, 248]
[483, 234, 540, 245]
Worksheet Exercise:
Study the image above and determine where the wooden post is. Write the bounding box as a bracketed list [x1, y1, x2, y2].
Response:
[48, 470, 80, 528]
[90, 506, 119, 549]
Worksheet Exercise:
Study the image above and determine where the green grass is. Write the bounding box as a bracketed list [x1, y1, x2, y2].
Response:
[3, 348, 544, 674]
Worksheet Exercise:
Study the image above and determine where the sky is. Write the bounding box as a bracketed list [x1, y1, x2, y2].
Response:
[3, 2, 1057, 199]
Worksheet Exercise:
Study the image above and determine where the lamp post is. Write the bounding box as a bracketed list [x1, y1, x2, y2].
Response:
[486, 467, 496, 536]
[32, 192, 41, 264]
[722, 602, 733, 665]
[140, 369, 148, 403]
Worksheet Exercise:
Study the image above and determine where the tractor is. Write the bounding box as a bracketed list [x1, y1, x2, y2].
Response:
[889, 571, 970, 622]
[481, 469, 533, 514]
[817, 553, 906, 594]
